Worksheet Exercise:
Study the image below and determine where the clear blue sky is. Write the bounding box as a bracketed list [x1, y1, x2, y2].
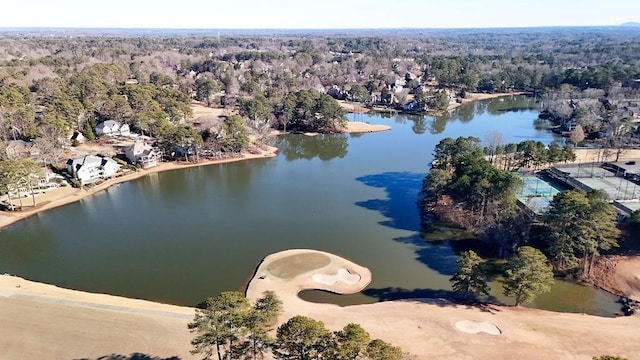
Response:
[1, 0, 638, 29]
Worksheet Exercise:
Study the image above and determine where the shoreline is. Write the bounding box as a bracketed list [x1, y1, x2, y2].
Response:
[0, 146, 278, 231]
[339, 91, 529, 116]
[0, 119, 390, 232]
[3, 250, 636, 359]
[243, 249, 640, 360]
[446, 91, 530, 112]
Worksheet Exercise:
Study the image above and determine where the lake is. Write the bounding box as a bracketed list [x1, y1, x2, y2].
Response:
[0, 96, 621, 316]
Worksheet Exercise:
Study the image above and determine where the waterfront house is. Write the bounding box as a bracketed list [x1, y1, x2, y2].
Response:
[94, 120, 131, 136]
[327, 86, 346, 100]
[125, 141, 160, 168]
[381, 93, 396, 105]
[402, 99, 421, 112]
[392, 78, 406, 93]
[66, 155, 120, 184]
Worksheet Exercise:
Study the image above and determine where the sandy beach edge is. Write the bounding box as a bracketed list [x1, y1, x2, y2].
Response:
[1, 250, 640, 360]
[0, 146, 278, 231]
[0, 119, 393, 231]
[446, 91, 531, 112]
[245, 249, 640, 360]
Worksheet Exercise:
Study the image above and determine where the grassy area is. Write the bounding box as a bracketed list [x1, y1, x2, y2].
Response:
[266, 253, 331, 279]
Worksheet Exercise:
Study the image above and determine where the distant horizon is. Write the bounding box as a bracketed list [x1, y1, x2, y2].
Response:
[1, 24, 638, 33]
[1, 0, 638, 30]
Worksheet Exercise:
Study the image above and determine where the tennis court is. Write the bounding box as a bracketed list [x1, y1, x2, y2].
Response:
[553, 163, 616, 179]
[520, 176, 561, 198]
[517, 176, 562, 215]
[576, 176, 640, 201]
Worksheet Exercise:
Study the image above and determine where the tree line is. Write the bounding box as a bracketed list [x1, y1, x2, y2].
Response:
[189, 291, 402, 360]
[2, 27, 640, 158]
[420, 136, 623, 293]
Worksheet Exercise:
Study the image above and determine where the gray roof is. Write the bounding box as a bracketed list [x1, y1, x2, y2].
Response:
[68, 155, 117, 171]
[96, 120, 120, 129]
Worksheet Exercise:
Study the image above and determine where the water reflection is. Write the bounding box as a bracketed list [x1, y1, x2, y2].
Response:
[395, 95, 541, 135]
[485, 95, 538, 115]
[394, 234, 460, 276]
[0, 96, 618, 316]
[0, 220, 56, 262]
[276, 133, 348, 161]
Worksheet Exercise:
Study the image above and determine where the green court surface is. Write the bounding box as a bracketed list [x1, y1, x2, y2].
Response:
[518, 176, 562, 214]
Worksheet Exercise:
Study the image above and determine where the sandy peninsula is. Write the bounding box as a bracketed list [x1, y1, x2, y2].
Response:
[344, 121, 391, 133]
[2, 250, 638, 360]
[246, 249, 640, 360]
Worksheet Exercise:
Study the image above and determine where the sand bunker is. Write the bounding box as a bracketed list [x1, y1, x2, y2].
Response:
[312, 268, 361, 285]
[454, 320, 501, 335]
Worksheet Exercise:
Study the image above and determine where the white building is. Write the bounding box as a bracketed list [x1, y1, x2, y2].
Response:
[70, 130, 86, 144]
[95, 120, 131, 136]
[66, 155, 121, 184]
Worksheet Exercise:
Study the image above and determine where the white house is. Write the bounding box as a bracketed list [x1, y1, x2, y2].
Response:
[95, 120, 131, 136]
[125, 141, 160, 168]
[392, 78, 406, 93]
[66, 155, 121, 184]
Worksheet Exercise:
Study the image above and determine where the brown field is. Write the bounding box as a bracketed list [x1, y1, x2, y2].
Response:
[266, 252, 331, 279]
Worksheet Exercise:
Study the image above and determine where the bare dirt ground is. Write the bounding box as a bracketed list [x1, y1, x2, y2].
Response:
[1, 251, 639, 360]
[343, 121, 391, 133]
[338, 100, 370, 113]
[246, 250, 640, 360]
[447, 92, 528, 111]
[572, 148, 640, 163]
[188, 101, 235, 130]
[0, 275, 196, 360]
[591, 256, 640, 301]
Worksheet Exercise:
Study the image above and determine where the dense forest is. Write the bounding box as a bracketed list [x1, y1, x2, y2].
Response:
[1, 27, 639, 161]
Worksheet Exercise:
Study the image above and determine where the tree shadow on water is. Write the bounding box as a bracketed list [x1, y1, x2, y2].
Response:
[76, 354, 180, 360]
[362, 287, 501, 312]
[355, 172, 425, 232]
[363, 287, 461, 302]
[394, 233, 460, 276]
[356, 172, 462, 276]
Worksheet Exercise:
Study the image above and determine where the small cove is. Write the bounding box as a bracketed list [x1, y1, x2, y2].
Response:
[0, 96, 621, 316]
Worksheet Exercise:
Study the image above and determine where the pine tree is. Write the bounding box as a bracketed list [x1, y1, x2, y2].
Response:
[449, 250, 490, 298]
[503, 246, 554, 306]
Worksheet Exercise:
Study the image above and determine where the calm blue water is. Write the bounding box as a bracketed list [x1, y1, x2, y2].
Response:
[0, 96, 620, 316]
